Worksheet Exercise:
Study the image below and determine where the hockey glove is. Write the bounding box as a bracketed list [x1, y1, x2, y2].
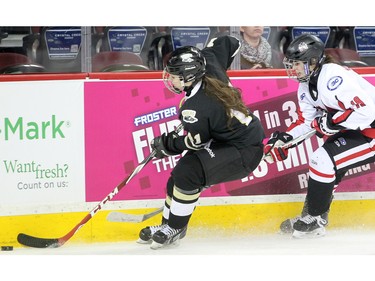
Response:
[311, 112, 344, 138]
[151, 131, 180, 159]
[263, 131, 293, 163]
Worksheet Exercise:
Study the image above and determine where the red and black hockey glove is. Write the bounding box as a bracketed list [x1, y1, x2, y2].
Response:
[263, 131, 293, 163]
[311, 112, 344, 138]
[151, 131, 180, 159]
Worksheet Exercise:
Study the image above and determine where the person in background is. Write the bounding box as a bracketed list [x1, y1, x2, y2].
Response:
[137, 35, 265, 249]
[263, 34, 375, 238]
[239, 26, 272, 69]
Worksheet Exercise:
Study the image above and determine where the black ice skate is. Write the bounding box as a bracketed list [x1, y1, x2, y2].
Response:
[150, 225, 187, 249]
[279, 216, 300, 234]
[137, 224, 167, 244]
[280, 211, 329, 234]
[292, 214, 328, 238]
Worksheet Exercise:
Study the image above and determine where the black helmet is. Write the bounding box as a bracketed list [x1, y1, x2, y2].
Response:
[163, 46, 206, 94]
[284, 34, 325, 82]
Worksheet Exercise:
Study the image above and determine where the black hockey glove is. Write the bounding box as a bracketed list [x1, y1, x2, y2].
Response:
[151, 131, 180, 159]
[263, 131, 293, 163]
[311, 112, 344, 138]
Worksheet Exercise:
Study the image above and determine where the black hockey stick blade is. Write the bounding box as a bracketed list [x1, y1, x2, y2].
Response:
[107, 207, 163, 223]
[17, 233, 60, 248]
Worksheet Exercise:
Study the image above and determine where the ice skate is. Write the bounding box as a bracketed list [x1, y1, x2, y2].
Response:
[292, 214, 327, 238]
[137, 224, 167, 244]
[279, 216, 300, 234]
[150, 225, 187, 249]
[280, 195, 331, 234]
[280, 211, 329, 234]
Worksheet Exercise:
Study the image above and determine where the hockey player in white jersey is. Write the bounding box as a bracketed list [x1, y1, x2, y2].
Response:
[264, 34, 375, 238]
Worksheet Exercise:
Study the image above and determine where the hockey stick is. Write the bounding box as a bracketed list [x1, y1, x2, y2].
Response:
[17, 124, 184, 248]
[282, 129, 316, 149]
[106, 207, 163, 223]
[262, 129, 316, 162]
[107, 129, 318, 224]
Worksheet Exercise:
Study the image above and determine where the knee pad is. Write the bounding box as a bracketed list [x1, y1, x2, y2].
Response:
[309, 147, 336, 184]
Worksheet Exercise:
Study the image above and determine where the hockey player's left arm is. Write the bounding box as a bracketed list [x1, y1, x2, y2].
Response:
[202, 35, 240, 83]
[205, 35, 240, 70]
[312, 68, 375, 137]
[311, 111, 345, 138]
[314, 87, 375, 138]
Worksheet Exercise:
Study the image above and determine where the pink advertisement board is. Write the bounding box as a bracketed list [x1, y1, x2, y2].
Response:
[84, 76, 375, 202]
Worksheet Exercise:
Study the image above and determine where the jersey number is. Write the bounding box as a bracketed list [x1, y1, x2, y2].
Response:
[350, 96, 366, 109]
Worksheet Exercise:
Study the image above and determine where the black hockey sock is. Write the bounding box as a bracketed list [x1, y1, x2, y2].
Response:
[306, 178, 334, 216]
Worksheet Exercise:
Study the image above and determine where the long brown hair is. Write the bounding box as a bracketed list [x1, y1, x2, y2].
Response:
[203, 76, 249, 126]
[323, 53, 339, 64]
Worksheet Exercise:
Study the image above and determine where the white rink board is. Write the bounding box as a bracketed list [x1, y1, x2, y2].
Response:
[0, 80, 85, 210]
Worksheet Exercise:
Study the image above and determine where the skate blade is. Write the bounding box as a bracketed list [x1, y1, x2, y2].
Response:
[150, 239, 181, 250]
[136, 238, 152, 244]
[292, 228, 326, 239]
[150, 241, 163, 250]
[278, 229, 293, 235]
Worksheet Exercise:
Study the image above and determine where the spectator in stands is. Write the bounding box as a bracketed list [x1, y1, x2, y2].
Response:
[239, 26, 272, 69]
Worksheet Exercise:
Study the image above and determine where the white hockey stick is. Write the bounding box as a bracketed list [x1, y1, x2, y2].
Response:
[262, 129, 316, 162]
[281, 129, 316, 149]
[107, 207, 163, 223]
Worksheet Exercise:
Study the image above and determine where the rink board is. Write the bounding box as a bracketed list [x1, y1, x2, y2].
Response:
[1, 197, 375, 248]
[2, 71, 375, 249]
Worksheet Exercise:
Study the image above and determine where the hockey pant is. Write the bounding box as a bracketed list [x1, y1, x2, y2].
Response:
[162, 142, 263, 229]
[306, 130, 375, 216]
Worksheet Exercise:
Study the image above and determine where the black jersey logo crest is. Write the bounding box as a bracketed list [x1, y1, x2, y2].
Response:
[181, 109, 198, 123]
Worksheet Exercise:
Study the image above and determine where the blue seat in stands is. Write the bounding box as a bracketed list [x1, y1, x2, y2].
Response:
[99, 26, 154, 67]
[332, 26, 375, 66]
[352, 27, 375, 66]
[35, 26, 82, 72]
[280, 26, 338, 53]
[170, 26, 211, 50]
[290, 26, 337, 47]
[147, 26, 213, 70]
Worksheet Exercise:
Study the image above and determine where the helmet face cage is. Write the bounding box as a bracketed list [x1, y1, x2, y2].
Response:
[283, 58, 311, 83]
[162, 69, 185, 94]
[163, 46, 206, 94]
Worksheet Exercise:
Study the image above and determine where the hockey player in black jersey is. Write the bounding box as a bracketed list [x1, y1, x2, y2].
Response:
[137, 35, 265, 249]
[264, 34, 375, 238]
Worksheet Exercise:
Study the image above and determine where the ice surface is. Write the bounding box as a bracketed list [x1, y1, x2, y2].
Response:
[1, 228, 374, 280]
